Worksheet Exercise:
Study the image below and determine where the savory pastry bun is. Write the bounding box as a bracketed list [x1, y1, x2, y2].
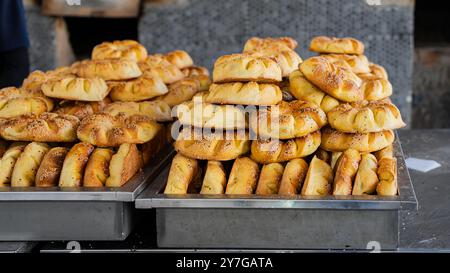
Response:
[103, 100, 172, 122]
[374, 144, 394, 161]
[55, 98, 111, 120]
[301, 156, 333, 196]
[35, 147, 69, 187]
[154, 78, 200, 107]
[278, 158, 309, 195]
[376, 157, 398, 196]
[332, 149, 361, 195]
[244, 37, 298, 52]
[319, 54, 370, 74]
[255, 163, 284, 195]
[206, 82, 282, 106]
[11, 142, 50, 187]
[105, 144, 143, 187]
[74, 59, 142, 81]
[0, 143, 26, 187]
[181, 66, 210, 77]
[310, 36, 365, 55]
[163, 50, 194, 69]
[92, 40, 148, 62]
[108, 75, 168, 102]
[225, 157, 260, 194]
[139, 55, 185, 84]
[0, 87, 54, 118]
[42, 76, 109, 101]
[83, 148, 114, 187]
[164, 153, 199, 194]
[352, 153, 379, 195]
[59, 142, 95, 187]
[200, 161, 227, 194]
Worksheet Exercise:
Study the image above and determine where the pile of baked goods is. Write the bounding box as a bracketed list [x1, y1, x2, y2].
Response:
[0, 40, 209, 188]
[165, 36, 405, 196]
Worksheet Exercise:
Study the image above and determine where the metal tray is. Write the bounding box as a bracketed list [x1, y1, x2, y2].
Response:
[135, 137, 418, 250]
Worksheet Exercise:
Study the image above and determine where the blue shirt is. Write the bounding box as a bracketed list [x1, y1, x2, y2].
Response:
[0, 0, 29, 51]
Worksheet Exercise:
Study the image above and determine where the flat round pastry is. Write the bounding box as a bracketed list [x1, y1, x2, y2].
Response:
[327, 99, 405, 133]
[319, 54, 370, 74]
[92, 40, 148, 62]
[310, 36, 365, 55]
[206, 82, 282, 106]
[244, 37, 298, 52]
[174, 127, 250, 161]
[77, 113, 162, 147]
[139, 55, 185, 84]
[108, 75, 168, 102]
[103, 100, 172, 122]
[0, 113, 79, 142]
[289, 70, 340, 113]
[0, 87, 54, 118]
[154, 78, 200, 107]
[162, 50, 194, 69]
[181, 66, 210, 77]
[213, 54, 282, 83]
[320, 127, 395, 152]
[250, 100, 327, 139]
[42, 76, 109, 101]
[300, 56, 363, 102]
[250, 130, 321, 164]
[74, 59, 142, 81]
[358, 63, 388, 80]
[361, 77, 392, 101]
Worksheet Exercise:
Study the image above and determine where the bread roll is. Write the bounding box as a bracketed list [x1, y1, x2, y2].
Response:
[42, 76, 109, 101]
[103, 100, 172, 122]
[92, 40, 148, 62]
[320, 54, 370, 74]
[352, 153, 379, 195]
[301, 156, 333, 195]
[55, 98, 111, 120]
[207, 82, 282, 106]
[278, 158, 308, 195]
[256, 163, 284, 195]
[376, 157, 398, 196]
[0, 87, 54, 118]
[108, 76, 168, 102]
[163, 50, 194, 69]
[358, 63, 388, 80]
[74, 59, 142, 81]
[154, 78, 199, 107]
[83, 148, 114, 187]
[200, 161, 227, 194]
[35, 147, 69, 187]
[139, 55, 185, 84]
[105, 144, 143, 187]
[0, 143, 26, 187]
[21, 70, 51, 92]
[310, 36, 365, 55]
[249, 50, 302, 77]
[225, 157, 260, 194]
[181, 66, 210, 77]
[332, 149, 361, 195]
[244, 37, 298, 52]
[300, 56, 363, 102]
[59, 143, 94, 187]
[361, 78, 392, 101]
[213, 54, 282, 83]
[11, 142, 50, 187]
[374, 145, 394, 161]
[330, 152, 343, 170]
[164, 153, 199, 194]
[0, 113, 79, 142]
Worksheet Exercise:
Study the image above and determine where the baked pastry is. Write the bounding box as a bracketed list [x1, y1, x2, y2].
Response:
[0, 87, 54, 118]
[83, 148, 114, 187]
[320, 54, 370, 74]
[11, 142, 50, 187]
[213, 54, 282, 83]
[301, 156, 333, 196]
[327, 99, 406, 133]
[92, 40, 148, 62]
[250, 130, 321, 163]
[288, 70, 340, 113]
[278, 158, 309, 195]
[332, 149, 361, 195]
[255, 163, 284, 195]
[244, 37, 298, 52]
[59, 142, 94, 187]
[361, 78, 392, 101]
[108, 76, 168, 102]
[176, 101, 247, 129]
[225, 157, 260, 194]
[376, 157, 398, 196]
[300, 56, 363, 102]
[77, 113, 162, 147]
[321, 127, 395, 152]
[0, 113, 80, 142]
[21, 70, 50, 92]
[358, 63, 388, 80]
[250, 100, 327, 139]
[181, 66, 210, 77]
[310, 36, 365, 55]
[352, 153, 379, 195]
[103, 100, 172, 122]
[0, 143, 26, 187]
[35, 147, 69, 187]
[330, 151, 343, 170]
[55, 98, 111, 120]
[374, 144, 393, 161]
[140, 55, 185, 84]
[105, 144, 143, 187]
[140, 125, 168, 165]
[248, 50, 302, 77]
[315, 148, 330, 163]
[200, 161, 227, 194]
[154, 78, 200, 107]
[164, 153, 199, 194]
[174, 128, 250, 161]
[162, 50, 194, 69]
[74, 59, 142, 81]
[42, 76, 109, 101]
[206, 82, 282, 106]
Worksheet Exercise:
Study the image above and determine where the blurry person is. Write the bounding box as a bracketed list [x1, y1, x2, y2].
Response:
[0, 0, 30, 88]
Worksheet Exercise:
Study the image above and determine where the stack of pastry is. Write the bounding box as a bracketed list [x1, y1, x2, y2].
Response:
[0, 39, 209, 188]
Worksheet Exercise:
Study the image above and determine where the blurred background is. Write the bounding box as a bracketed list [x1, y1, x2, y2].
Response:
[14, 0, 450, 128]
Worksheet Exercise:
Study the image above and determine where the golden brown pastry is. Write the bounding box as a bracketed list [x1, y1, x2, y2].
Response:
[21, 70, 51, 92]
[108, 76, 168, 102]
[251, 130, 321, 163]
[327, 99, 406, 133]
[358, 63, 388, 80]
[374, 144, 394, 161]
[200, 161, 227, 194]
[320, 54, 370, 74]
[249, 50, 302, 77]
[0, 87, 54, 118]
[42, 76, 109, 101]
[83, 148, 114, 187]
[250, 100, 327, 139]
[225, 157, 260, 194]
[74, 59, 142, 81]
[35, 147, 69, 187]
[0, 143, 26, 187]
[310, 36, 365, 55]
[315, 148, 330, 163]
[330, 151, 343, 170]
[77, 113, 162, 147]
[352, 153, 379, 195]
[213, 54, 282, 83]
[0, 113, 79, 142]
[59, 142, 94, 187]
[376, 157, 398, 196]
[361, 78, 392, 101]
[54, 98, 111, 120]
[300, 56, 363, 102]
[255, 163, 284, 195]
[191, 75, 212, 92]
[140, 125, 168, 165]
[11, 142, 50, 187]
[244, 37, 298, 52]
[278, 158, 309, 195]
[181, 66, 210, 77]
[164, 153, 199, 194]
[140, 55, 185, 84]
[332, 149, 361, 195]
[162, 50, 194, 69]
[105, 144, 143, 187]
[91, 40, 148, 62]
[103, 100, 172, 122]
[154, 78, 199, 107]
[206, 82, 282, 106]
[301, 156, 333, 196]
[321, 127, 395, 153]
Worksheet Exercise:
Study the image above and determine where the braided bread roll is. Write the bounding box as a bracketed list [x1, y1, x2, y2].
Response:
[92, 40, 148, 62]
[332, 149, 361, 195]
[310, 36, 365, 55]
[0, 87, 54, 118]
[301, 156, 333, 196]
[74, 59, 142, 81]
[352, 153, 379, 195]
[164, 153, 200, 194]
[0, 143, 26, 187]
[139, 55, 185, 84]
[42, 76, 109, 101]
[278, 158, 309, 195]
[108, 75, 168, 102]
[225, 157, 260, 195]
[256, 163, 284, 195]
[206, 82, 282, 106]
[103, 100, 172, 122]
[11, 142, 50, 187]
